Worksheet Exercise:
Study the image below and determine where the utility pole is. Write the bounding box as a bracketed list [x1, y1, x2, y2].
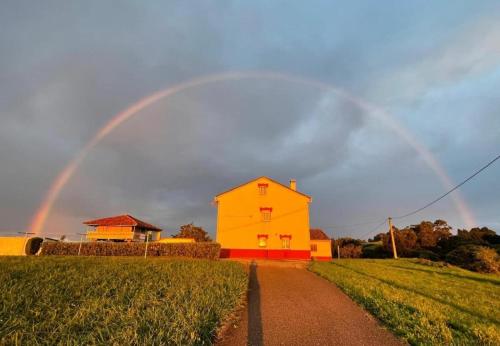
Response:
[388, 217, 398, 259]
[76, 233, 86, 256]
[144, 231, 152, 259]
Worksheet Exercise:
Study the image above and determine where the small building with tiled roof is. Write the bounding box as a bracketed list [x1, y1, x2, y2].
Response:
[83, 214, 161, 242]
[309, 229, 332, 260]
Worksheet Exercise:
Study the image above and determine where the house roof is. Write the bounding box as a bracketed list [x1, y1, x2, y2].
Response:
[83, 214, 162, 231]
[310, 228, 330, 240]
[214, 176, 312, 201]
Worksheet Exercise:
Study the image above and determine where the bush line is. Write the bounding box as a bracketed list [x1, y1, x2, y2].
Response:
[41, 242, 221, 259]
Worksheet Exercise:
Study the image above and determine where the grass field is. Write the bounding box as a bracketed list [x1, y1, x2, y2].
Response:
[0, 257, 247, 345]
[310, 259, 500, 345]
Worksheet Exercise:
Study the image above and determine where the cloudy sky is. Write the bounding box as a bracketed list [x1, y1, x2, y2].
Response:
[1, 1, 499, 239]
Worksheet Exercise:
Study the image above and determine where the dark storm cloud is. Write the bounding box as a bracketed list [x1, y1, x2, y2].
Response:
[54, 82, 367, 234]
[1, 1, 500, 237]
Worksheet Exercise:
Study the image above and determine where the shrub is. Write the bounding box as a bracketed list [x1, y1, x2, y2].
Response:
[339, 244, 363, 258]
[362, 242, 390, 258]
[446, 245, 500, 274]
[445, 245, 477, 268]
[335, 237, 363, 247]
[473, 247, 500, 273]
[333, 237, 364, 258]
[438, 236, 487, 257]
[414, 258, 449, 268]
[40, 242, 221, 259]
[415, 249, 440, 261]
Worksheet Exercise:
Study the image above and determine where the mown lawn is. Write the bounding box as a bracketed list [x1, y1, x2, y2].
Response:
[310, 259, 500, 345]
[0, 257, 247, 345]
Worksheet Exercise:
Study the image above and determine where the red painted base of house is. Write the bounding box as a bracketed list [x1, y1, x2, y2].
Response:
[311, 256, 332, 261]
[220, 248, 311, 260]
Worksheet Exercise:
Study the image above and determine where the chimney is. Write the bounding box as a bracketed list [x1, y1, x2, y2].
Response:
[289, 179, 297, 191]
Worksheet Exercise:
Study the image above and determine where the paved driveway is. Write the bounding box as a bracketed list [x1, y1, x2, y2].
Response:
[217, 261, 404, 346]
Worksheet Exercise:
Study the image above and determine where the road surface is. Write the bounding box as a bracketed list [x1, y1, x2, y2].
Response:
[217, 261, 404, 346]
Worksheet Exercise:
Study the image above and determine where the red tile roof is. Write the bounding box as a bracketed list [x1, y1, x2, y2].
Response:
[310, 228, 330, 240]
[83, 214, 162, 231]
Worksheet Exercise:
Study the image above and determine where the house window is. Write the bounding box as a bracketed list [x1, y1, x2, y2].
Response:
[282, 238, 290, 249]
[260, 207, 272, 222]
[311, 244, 318, 252]
[258, 183, 268, 195]
[257, 234, 268, 248]
[262, 211, 271, 222]
[280, 235, 291, 249]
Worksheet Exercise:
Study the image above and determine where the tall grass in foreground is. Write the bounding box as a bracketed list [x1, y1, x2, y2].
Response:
[310, 259, 500, 345]
[0, 257, 247, 345]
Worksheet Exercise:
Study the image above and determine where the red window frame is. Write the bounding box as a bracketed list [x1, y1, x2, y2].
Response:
[260, 207, 272, 222]
[258, 183, 269, 195]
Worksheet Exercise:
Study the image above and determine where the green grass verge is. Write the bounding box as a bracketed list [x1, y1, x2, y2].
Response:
[310, 259, 500, 345]
[0, 257, 247, 345]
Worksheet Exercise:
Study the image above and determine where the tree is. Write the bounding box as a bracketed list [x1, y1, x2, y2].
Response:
[432, 219, 452, 243]
[368, 233, 384, 242]
[412, 220, 452, 248]
[173, 223, 211, 242]
[382, 227, 418, 257]
[438, 226, 499, 257]
[469, 227, 497, 242]
[397, 229, 418, 256]
[414, 221, 435, 248]
[433, 219, 452, 233]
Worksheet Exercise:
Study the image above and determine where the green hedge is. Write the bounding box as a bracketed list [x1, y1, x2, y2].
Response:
[445, 244, 500, 273]
[40, 242, 221, 259]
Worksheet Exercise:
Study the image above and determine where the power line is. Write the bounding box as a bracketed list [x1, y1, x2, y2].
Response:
[359, 219, 387, 239]
[321, 219, 389, 229]
[323, 219, 387, 240]
[393, 154, 500, 220]
[334, 154, 500, 240]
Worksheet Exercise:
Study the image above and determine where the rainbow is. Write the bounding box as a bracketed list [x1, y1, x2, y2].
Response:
[29, 71, 476, 234]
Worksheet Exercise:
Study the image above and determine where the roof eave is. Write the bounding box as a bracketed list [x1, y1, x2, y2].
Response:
[215, 176, 312, 200]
